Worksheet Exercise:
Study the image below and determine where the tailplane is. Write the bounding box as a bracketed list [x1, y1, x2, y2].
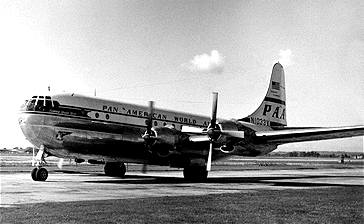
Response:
[240, 62, 287, 127]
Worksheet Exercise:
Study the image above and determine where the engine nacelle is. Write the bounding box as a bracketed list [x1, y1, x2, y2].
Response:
[149, 126, 182, 157]
[216, 120, 241, 154]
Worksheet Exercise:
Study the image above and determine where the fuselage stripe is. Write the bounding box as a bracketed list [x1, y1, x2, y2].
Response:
[264, 97, 286, 105]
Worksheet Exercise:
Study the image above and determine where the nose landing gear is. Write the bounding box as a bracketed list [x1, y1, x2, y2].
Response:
[30, 145, 49, 181]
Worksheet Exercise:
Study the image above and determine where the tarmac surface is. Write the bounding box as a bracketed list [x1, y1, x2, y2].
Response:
[1, 155, 364, 223]
[1, 165, 363, 207]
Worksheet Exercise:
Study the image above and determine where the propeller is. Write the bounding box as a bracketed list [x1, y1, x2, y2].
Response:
[141, 101, 155, 173]
[181, 92, 245, 171]
[206, 92, 218, 171]
[142, 101, 156, 147]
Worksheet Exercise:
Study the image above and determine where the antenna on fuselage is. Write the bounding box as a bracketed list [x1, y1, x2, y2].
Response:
[94, 89, 97, 97]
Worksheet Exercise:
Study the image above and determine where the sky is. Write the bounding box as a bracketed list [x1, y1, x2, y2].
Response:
[0, 0, 363, 152]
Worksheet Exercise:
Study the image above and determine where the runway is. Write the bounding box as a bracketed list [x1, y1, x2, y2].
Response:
[1, 167, 363, 207]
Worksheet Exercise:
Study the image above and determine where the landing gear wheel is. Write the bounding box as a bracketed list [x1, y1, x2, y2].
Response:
[31, 167, 48, 181]
[36, 167, 48, 181]
[183, 167, 208, 182]
[104, 162, 126, 178]
[31, 167, 38, 181]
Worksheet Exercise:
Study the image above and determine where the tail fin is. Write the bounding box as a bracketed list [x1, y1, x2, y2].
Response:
[241, 62, 287, 127]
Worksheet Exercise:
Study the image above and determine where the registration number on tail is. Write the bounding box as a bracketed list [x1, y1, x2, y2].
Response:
[250, 117, 270, 126]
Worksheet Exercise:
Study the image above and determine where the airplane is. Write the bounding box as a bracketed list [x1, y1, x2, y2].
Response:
[18, 62, 364, 181]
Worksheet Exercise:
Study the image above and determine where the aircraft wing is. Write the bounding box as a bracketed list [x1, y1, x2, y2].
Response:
[255, 125, 364, 144]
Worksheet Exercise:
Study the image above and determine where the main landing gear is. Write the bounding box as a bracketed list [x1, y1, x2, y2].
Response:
[31, 167, 48, 181]
[183, 166, 208, 182]
[104, 162, 126, 178]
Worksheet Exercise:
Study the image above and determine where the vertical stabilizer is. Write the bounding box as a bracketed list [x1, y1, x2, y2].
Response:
[241, 62, 287, 127]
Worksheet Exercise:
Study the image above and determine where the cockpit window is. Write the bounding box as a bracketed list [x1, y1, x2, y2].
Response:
[35, 100, 44, 111]
[20, 96, 60, 112]
[29, 99, 36, 106]
[45, 100, 52, 108]
[37, 100, 44, 106]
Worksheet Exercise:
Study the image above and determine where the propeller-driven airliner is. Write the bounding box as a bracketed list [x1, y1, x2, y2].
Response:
[18, 62, 364, 181]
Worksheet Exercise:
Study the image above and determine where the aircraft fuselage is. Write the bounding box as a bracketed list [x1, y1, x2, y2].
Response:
[18, 93, 277, 168]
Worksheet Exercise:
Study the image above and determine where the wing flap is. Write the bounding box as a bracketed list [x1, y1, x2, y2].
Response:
[255, 125, 364, 144]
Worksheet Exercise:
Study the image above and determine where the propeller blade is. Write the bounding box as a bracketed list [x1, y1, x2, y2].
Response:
[206, 92, 218, 172]
[206, 142, 213, 171]
[146, 101, 154, 135]
[210, 92, 218, 128]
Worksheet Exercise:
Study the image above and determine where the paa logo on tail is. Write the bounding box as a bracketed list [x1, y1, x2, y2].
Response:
[242, 62, 287, 127]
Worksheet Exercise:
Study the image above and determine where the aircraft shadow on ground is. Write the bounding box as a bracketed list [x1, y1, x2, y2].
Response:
[76, 172, 363, 188]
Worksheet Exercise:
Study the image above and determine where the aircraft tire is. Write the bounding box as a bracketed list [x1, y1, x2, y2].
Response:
[104, 162, 126, 178]
[31, 167, 38, 181]
[118, 162, 126, 177]
[35, 167, 48, 181]
[183, 167, 208, 182]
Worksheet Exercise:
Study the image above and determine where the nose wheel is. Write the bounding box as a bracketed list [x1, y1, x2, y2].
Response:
[31, 167, 48, 181]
